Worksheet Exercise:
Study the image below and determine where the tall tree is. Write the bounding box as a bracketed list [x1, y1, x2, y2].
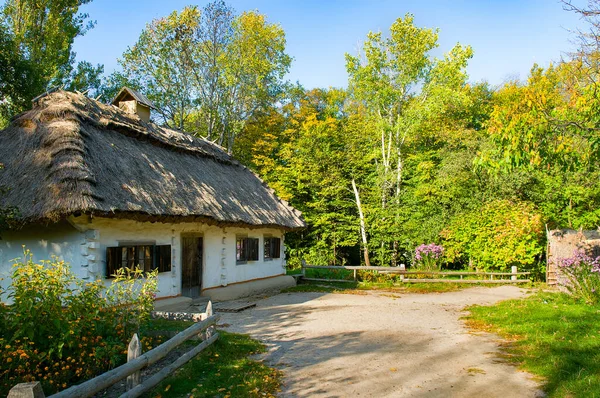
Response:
[345, 14, 473, 265]
[0, 22, 40, 122]
[119, 6, 199, 129]
[0, 0, 101, 121]
[118, 2, 291, 153]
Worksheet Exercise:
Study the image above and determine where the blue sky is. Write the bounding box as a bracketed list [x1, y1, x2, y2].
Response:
[73, 0, 586, 89]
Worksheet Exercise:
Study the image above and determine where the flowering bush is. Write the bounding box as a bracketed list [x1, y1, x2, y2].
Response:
[557, 250, 600, 304]
[414, 243, 444, 271]
[0, 251, 158, 395]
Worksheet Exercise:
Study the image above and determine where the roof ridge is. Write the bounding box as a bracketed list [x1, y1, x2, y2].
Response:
[36, 90, 236, 166]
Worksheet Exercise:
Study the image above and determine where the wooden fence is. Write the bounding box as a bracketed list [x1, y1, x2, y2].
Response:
[300, 264, 531, 284]
[7, 302, 220, 398]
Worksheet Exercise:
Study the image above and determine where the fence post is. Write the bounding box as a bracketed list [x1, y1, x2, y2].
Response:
[353, 269, 357, 282]
[301, 259, 306, 279]
[511, 266, 518, 281]
[126, 334, 142, 391]
[203, 301, 214, 340]
[400, 264, 405, 282]
[7, 382, 45, 398]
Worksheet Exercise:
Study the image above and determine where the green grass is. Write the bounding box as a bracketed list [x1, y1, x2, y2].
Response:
[465, 291, 600, 398]
[143, 330, 281, 398]
[282, 279, 486, 294]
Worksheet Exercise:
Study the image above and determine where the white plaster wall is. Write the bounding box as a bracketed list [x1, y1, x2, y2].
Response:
[0, 221, 87, 294]
[68, 216, 286, 298]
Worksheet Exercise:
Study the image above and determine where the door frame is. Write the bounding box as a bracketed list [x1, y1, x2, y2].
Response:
[180, 233, 204, 297]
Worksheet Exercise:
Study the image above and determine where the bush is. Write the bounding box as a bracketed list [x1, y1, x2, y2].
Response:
[413, 243, 444, 271]
[557, 250, 600, 304]
[441, 199, 544, 272]
[0, 251, 158, 395]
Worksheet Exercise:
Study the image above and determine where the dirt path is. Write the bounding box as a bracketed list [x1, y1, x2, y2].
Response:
[219, 286, 543, 398]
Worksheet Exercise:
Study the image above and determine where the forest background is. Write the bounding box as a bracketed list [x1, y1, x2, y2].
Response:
[2, 0, 600, 278]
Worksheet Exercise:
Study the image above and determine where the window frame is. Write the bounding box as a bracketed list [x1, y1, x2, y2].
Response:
[105, 243, 172, 278]
[236, 236, 259, 264]
[264, 236, 281, 260]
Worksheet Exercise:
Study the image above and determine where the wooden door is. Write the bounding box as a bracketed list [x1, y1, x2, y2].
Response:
[181, 236, 203, 297]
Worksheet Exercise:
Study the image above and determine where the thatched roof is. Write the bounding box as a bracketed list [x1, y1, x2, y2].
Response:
[0, 90, 305, 229]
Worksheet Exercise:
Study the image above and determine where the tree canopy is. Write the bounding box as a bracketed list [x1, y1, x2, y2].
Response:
[2, 1, 600, 276]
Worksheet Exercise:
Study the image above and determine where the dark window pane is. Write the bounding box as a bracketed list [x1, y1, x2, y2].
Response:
[156, 245, 172, 272]
[272, 238, 281, 259]
[248, 238, 259, 261]
[106, 247, 121, 278]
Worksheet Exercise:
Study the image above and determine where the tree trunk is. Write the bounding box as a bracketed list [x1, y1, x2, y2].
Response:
[352, 178, 371, 267]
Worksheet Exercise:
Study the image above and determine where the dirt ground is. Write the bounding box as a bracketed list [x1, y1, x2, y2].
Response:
[219, 286, 544, 398]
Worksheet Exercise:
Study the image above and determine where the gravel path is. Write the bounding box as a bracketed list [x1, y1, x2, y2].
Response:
[219, 286, 544, 398]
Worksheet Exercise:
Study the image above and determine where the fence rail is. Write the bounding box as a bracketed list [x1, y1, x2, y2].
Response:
[300, 264, 531, 284]
[8, 302, 220, 398]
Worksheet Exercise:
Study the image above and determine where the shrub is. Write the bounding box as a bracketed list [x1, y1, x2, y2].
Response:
[413, 243, 444, 271]
[557, 250, 600, 304]
[441, 199, 544, 272]
[0, 251, 158, 395]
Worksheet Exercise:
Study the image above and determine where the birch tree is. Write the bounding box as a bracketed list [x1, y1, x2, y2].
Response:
[345, 14, 473, 265]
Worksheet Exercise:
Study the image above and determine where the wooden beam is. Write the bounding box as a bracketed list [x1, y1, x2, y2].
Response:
[401, 279, 528, 284]
[301, 278, 355, 283]
[119, 333, 220, 398]
[301, 265, 530, 276]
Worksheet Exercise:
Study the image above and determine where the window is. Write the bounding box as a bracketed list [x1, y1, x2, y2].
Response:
[236, 236, 259, 263]
[264, 236, 281, 260]
[106, 244, 171, 278]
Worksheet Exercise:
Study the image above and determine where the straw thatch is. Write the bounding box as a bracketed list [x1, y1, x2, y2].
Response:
[0, 90, 305, 229]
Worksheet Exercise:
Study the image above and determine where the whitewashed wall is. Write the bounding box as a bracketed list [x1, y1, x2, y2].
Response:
[68, 216, 286, 298]
[0, 221, 87, 294]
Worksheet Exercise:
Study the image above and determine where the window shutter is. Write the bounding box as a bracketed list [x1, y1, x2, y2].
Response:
[106, 247, 121, 278]
[272, 238, 281, 259]
[155, 245, 172, 272]
[248, 238, 259, 261]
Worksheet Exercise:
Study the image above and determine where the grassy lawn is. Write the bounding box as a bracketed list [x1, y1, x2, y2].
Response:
[465, 291, 600, 398]
[282, 279, 506, 294]
[141, 321, 281, 398]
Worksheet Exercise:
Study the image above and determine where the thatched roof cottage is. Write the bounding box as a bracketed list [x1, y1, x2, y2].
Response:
[0, 89, 305, 301]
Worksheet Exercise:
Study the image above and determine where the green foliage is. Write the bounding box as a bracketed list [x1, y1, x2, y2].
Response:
[63, 61, 104, 94]
[441, 200, 544, 272]
[0, 251, 158, 395]
[118, 1, 291, 152]
[466, 292, 600, 397]
[0, 0, 101, 118]
[0, 23, 41, 123]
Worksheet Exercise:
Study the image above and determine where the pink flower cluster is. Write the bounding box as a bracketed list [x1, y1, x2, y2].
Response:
[415, 243, 444, 261]
[559, 250, 600, 273]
